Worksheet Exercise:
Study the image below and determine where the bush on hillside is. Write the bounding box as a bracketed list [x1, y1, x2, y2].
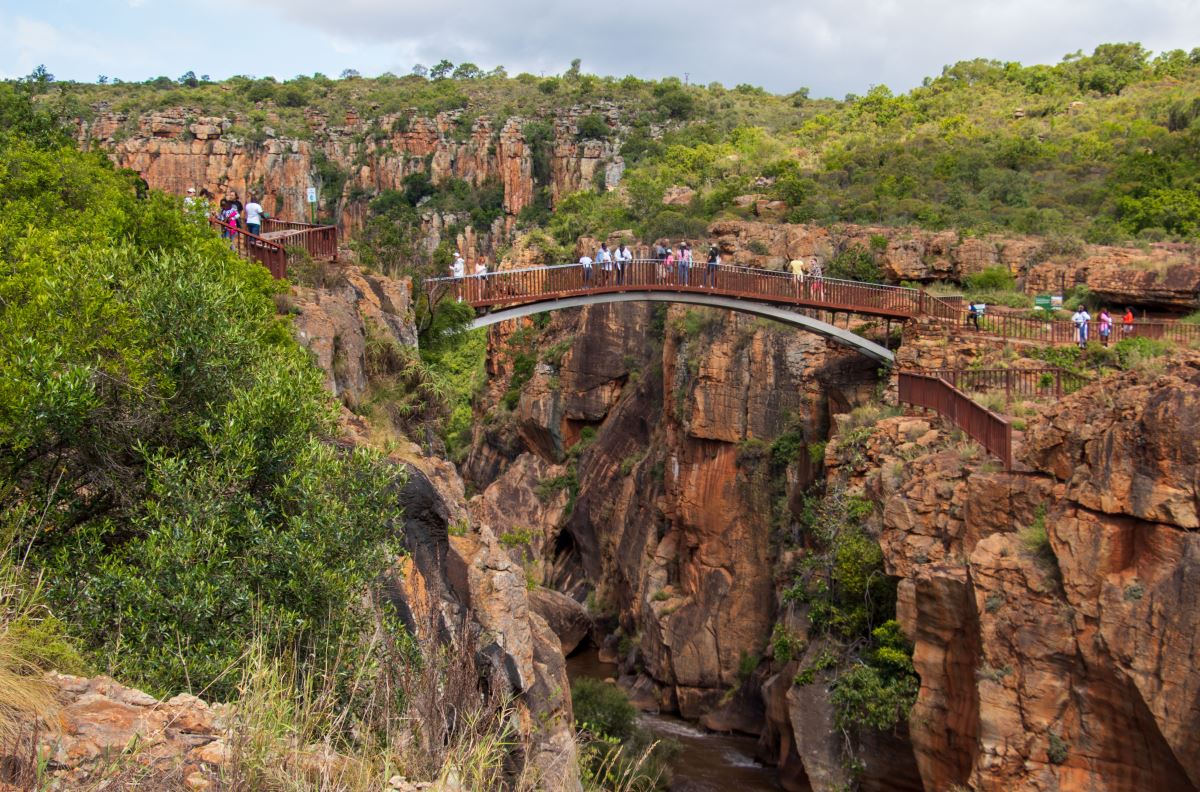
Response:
[0, 105, 403, 699]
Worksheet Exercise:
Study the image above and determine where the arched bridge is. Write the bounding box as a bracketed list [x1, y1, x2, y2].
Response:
[428, 260, 962, 364]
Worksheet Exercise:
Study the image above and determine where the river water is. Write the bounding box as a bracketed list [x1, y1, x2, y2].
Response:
[565, 651, 781, 791]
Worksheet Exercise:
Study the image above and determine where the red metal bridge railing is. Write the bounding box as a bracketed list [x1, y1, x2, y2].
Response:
[209, 217, 288, 279]
[262, 218, 339, 263]
[898, 371, 1013, 470]
[428, 260, 927, 319]
[925, 367, 1091, 400]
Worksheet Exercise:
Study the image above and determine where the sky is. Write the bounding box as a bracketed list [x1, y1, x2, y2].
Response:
[2, 0, 1198, 97]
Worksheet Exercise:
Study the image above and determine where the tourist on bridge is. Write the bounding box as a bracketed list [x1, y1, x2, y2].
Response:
[228, 193, 244, 229]
[1072, 306, 1091, 349]
[789, 258, 805, 298]
[1123, 306, 1135, 336]
[809, 257, 824, 298]
[1098, 307, 1113, 347]
[663, 246, 676, 283]
[579, 252, 594, 286]
[705, 245, 720, 288]
[220, 200, 239, 249]
[475, 259, 489, 299]
[965, 301, 983, 330]
[244, 196, 265, 237]
[616, 243, 632, 285]
[597, 243, 613, 285]
[678, 244, 691, 286]
[450, 252, 465, 301]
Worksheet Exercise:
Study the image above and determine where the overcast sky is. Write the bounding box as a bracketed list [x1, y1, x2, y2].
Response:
[2, 1, 1197, 97]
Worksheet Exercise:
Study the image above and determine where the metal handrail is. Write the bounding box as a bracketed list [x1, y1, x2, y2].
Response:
[898, 372, 1013, 469]
[426, 260, 924, 296]
[924, 367, 1091, 399]
[209, 216, 288, 279]
[429, 260, 926, 320]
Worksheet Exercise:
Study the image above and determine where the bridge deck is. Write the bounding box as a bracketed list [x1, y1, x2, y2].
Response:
[430, 260, 938, 321]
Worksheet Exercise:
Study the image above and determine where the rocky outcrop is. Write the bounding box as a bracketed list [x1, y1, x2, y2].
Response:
[707, 220, 1200, 307]
[1025, 247, 1200, 310]
[820, 356, 1200, 791]
[79, 105, 625, 263]
[465, 301, 880, 728]
[35, 673, 228, 790]
[291, 265, 417, 405]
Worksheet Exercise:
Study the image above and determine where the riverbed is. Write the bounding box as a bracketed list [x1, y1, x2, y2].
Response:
[565, 651, 780, 791]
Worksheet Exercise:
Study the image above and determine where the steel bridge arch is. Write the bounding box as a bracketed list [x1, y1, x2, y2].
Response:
[467, 291, 895, 364]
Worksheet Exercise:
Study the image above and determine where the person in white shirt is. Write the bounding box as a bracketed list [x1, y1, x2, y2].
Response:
[596, 243, 613, 286]
[615, 243, 632, 285]
[579, 253, 593, 286]
[1072, 307, 1091, 349]
[450, 253, 466, 279]
[243, 196, 265, 236]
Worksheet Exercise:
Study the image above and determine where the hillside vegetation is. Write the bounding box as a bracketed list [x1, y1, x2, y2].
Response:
[0, 81, 402, 703]
[36, 42, 1200, 248]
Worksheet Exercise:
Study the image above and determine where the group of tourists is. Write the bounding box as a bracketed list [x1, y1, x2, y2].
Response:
[1071, 306, 1134, 349]
[576, 241, 726, 288]
[578, 242, 636, 286]
[185, 186, 266, 245]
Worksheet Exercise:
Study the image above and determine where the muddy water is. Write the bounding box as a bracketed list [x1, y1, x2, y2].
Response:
[566, 651, 780, 791]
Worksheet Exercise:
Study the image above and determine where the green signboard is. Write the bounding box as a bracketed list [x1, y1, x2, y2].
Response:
[1034, 294, 1053, 311]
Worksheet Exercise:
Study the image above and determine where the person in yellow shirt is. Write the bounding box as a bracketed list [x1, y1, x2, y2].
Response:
[789, 258, 806, 298]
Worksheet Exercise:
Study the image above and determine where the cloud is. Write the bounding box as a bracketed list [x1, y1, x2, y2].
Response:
[1, 15, 118, 79]
[254, 0, 1200, 95]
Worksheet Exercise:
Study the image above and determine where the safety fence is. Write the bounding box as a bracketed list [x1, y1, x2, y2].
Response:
[956, 311, 1200, 345]
[208, 217, 288, 279]
[924, 367, 1090, 400]
[263, 218, 339, 262]
[429, 260, 928, 319]
[898, 371, 1013, 470]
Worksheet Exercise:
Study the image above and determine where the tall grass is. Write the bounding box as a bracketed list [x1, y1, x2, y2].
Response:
[0, 499, 72, 788]
[223, 610, 516, 791]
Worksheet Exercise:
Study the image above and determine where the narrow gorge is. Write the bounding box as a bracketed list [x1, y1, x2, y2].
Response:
[7, 47, 1200, 792]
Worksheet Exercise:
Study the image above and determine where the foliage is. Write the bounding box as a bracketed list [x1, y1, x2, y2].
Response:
[771, 624, 805, 664]
[0, 101, 403, 700]
[1047, 731, 1070, 765]
[573, 678, 676, 791]
[826, 246, 883, 283]
[964, 265, 1016, 292]
[782, 486, 918, 749]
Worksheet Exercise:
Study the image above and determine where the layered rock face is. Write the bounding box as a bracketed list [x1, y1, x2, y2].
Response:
[290, 265, 418, 404]
[78, 106, 623, 261]
[463, 301, 881, 737]
[821, 357, 1200, 791]
[707, 220, 1200, 309]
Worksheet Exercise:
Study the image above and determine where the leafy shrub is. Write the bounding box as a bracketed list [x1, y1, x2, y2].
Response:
[572, 678, 637, 742]
[964, 265, 1016, 292]
[1112, 336, 1170, 369]
[771, 624, 804, 664]
[576, 113, 610, 140]
[826, 246, 883, 283]
[1047, 732, 1069, 764]
[0, 125, 403, 699]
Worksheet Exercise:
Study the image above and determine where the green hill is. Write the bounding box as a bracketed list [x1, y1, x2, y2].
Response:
[38, 42, 1200, 246]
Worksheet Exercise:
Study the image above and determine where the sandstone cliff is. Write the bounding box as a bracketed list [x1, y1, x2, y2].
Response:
[810, 356, 1200, 791]
[462, 272, 1200, 791]
[78, 105, 624, 263]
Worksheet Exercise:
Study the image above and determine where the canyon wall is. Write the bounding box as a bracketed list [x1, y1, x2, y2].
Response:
[77, 105, 624, 263]
[83, 109, 1200, 311]
[462, 280, 1200, 791]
